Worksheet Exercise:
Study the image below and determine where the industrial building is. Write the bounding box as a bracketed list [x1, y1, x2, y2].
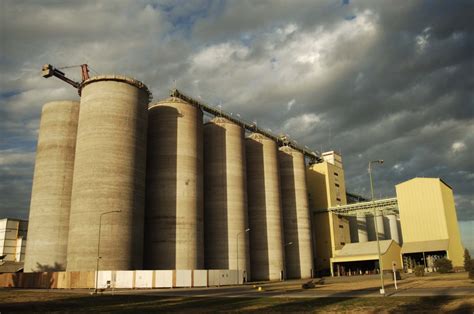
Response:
[0, 218, 27, 263]
[397, 178, 465, 271]
[22, 67, 465, 283]
[308, 152, 464, 275]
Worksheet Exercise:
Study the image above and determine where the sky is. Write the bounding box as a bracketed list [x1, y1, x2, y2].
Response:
[0, 0, 472, 253]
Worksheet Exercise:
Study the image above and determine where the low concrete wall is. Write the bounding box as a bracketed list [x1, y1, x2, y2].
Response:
[0, 269, 240, 289]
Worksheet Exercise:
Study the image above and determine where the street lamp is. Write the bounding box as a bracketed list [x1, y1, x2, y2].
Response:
[369, 160, 384, 295]
[93, 210, 121, 294]
[236, 228, 250, 284]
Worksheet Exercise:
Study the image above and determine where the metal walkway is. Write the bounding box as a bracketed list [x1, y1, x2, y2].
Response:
[315, 197, 399, 216]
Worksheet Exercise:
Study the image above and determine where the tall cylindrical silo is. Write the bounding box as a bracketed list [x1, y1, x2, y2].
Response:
[203, 117, 249, 278]
[145, 97, 203, 270]
[246, 133, 284, 281]
[357, 213, 368, 242]
[366, 213, 385, 241]
[278, 146, 313, 279]
[387, 214, 400, 243]
[375, 212, 385, 240]
[24, 101, 79, 272]
[349, 216, 358, 242]
[67, 75, 150, 271]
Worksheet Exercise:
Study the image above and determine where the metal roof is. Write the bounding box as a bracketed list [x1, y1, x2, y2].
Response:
[401, 239, 449, 254]
[334, 240, 396, 257]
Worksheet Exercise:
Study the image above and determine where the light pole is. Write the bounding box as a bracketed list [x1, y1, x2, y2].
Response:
[236, 228, 250, 284]
[94, 210, 121, 294]
[369, 160, 385, 295]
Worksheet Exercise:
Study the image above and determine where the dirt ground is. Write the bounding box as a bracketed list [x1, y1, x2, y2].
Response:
[1, 272, 473, 312]
[1, 290, 473, 313]
[259, 271, 474, 292]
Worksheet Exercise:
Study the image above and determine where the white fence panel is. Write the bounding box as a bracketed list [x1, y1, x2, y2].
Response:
[154, 270, 173, 288]
[193, 270, 207, 287]
[175, 270, 192, 287]
[135, 270, 153, 288]
[114, 271, 134, 288]
[97, 271, 113, 289]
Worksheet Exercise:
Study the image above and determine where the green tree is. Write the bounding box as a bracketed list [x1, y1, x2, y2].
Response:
[464, 249, 472, 271]
[434, 257, 453, 273]
[469, 259, 474, 279]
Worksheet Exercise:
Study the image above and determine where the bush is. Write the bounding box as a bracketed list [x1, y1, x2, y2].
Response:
[414, 265, 425, 277]
[469, 259, 474, 280]
[434, 257, 453, 273]
[464, 249, 472, 272]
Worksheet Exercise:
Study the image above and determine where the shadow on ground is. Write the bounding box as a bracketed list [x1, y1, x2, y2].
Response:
[1, 289, 473, 313]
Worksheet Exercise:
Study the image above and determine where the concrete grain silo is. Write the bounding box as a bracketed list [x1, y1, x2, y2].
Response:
[278, 146, 313, 279]
[246, 133, 284, 281]
[24, 101, 79, 272]
[145, 97, 203, 270]
[375, 213, 385, 240]
[66, 75, 150, 271]
[203, 117, 250, 279]
[349, 216, 358, 242]
[387, 214, 400, 244]
[366, 213, 385, 241]
[357, 213, 369, 242]
[349, 213, 369, 243]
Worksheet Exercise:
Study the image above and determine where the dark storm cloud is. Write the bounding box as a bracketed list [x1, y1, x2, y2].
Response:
[0, 0, 472, 231]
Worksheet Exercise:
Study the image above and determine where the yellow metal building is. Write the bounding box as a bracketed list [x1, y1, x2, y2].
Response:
[306, 151, 351, 275]
[307, 151, 465, 276]
[396, 178, 465, 269]
[330, 240, 402, 275]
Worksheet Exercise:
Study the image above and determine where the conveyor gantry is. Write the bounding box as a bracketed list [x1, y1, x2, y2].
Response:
[170, 88, 322, 164]
[314, 197, 399, 216]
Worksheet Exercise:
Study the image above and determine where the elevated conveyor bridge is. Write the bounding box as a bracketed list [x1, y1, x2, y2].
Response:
[170, 88, 322, 164]
[314, 197, 399, 216]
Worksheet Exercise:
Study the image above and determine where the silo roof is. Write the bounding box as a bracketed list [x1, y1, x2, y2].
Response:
[149, 96, 189, 109]
[79, 75, 152, 100]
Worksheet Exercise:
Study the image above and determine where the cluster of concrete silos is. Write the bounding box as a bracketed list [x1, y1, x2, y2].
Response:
[349, 212, 401, 244]
[24, 74, 314, 281]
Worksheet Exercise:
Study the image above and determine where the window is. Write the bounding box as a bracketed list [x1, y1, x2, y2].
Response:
[336, 197, 341, 201]
[335, 183, 340, 187]
[340, 242, 346, 246]
[334, 172, 339, 176]
[339, 225, 343, 228]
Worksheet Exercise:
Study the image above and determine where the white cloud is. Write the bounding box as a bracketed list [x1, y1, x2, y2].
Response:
[287, 99, 296, 110]
[283, 113, 321, 138]
[415, 26, 431, 54]
[451, 141, 466, 153]
[0, 150, 35, 167]
[192, 43, 250, 69]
